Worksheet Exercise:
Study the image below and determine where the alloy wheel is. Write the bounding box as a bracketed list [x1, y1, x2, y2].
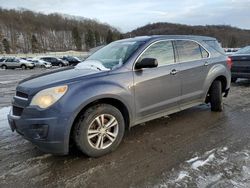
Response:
[87, 114, 119, 150]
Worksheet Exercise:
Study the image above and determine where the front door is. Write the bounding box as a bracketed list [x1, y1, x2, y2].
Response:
[133, 40, 181, 121]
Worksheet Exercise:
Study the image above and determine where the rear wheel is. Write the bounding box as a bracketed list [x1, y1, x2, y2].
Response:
[210, 80, 223, 112]
[73, 104, 125, 157]
[1, 65, 7, 69]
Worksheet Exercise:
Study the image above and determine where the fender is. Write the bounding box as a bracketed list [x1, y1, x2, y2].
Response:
[62, 79, 134, 152]
[202, 63, 231, 100]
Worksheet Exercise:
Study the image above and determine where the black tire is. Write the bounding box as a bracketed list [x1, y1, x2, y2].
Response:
[1, 65, 7, 69]
[231, 77, 237, 83]
[210, 80, 223, 112]
[59, 63, 63, 67]
[21, 64, 26, 70]
[73, 104, 125, 157]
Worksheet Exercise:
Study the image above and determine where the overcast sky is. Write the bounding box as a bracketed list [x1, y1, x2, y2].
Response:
[1, 0, 250, 32]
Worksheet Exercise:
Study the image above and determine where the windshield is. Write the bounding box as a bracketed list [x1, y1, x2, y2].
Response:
[85, 41, 144, 69]
[235, 46, 250, 54]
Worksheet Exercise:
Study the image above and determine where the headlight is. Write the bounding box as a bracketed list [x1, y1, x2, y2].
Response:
[30, 85, 68, 109]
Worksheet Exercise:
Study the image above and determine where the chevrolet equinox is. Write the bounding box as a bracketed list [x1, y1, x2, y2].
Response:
[8, 35, 231, 157]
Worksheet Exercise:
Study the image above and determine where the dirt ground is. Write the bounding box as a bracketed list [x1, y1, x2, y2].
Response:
[1, 69, 250, 188]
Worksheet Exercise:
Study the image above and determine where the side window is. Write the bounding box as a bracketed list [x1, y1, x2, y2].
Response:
[6, 58, 13, 62]
[139, 41, 175, 66]
[175, 40, 202, 62]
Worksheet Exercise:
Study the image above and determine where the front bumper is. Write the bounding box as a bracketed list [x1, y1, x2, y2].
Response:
[8, 107, 70, 155]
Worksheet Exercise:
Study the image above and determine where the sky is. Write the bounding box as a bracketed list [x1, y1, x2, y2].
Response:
[0, 0, 250, 32]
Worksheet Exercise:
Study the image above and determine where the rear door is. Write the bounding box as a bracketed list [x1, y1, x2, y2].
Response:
[174, 40, 210, 108]
[133, 40, 181, 121]
[5, 58, 15, 68]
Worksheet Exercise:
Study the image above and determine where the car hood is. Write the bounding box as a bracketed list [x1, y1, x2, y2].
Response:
[17, 67, 108, 94]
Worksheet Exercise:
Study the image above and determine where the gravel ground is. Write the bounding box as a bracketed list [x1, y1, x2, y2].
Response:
[0, 69, 250, 188]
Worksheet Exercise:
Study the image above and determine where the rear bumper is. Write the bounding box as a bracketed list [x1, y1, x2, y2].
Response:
[7, 107, 70, 155]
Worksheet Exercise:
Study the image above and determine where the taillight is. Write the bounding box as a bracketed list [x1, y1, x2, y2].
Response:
[227, 57, 232, 69]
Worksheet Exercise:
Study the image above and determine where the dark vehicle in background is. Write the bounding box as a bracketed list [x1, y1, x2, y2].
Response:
[61, 56, 81, 66]
[40, 57, 68, 67]
[230, 46, 250, 82]
[0, 57, 35, 69]
[8, 35, 231, 157]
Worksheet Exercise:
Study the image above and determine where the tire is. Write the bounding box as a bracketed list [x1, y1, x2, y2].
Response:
[21, 64, 26, 70]
[210, 80, 223, 112]
[1, 65, 7, 69]
[231, 77, 237, 83]
[59, 63, 63, 67]
[73, 104, 125, 157]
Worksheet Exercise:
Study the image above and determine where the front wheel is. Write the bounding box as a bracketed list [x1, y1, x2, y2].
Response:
[73, 104, 125, 157]
[210, 80, 223, 112]
[21, 65, 26, 70]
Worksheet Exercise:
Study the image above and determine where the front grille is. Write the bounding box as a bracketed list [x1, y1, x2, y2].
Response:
[13, 106, 24, 116]
[16, 91, 28, 98]
[16, 91, 28, 99]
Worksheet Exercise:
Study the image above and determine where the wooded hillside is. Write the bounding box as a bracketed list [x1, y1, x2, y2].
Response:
[127, 22, 250, 48]
[0, 8, 121, 54]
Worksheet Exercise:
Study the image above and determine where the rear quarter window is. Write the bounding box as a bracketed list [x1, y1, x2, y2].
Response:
[204, 40, 225, 55]
[175, 40, 203, 62]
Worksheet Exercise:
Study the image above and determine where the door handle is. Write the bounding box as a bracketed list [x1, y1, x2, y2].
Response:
[170, 69, 178, 75]
[204, 62, 209, 66]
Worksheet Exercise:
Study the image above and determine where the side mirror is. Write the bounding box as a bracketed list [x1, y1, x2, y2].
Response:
[135, 58, 158, 69]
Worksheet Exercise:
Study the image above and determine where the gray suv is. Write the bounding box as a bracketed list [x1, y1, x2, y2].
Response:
[0, 57, 35, 69]
[8, 35, 231, 157]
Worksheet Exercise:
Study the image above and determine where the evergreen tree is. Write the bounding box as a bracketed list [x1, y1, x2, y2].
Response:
[31, 34, 40, 53]
[85, 29, 95, 50]
[94, 31, 100, 46]
[72, 27, 82, 50]
[2, 38, 10, 54]
[106, 30, 113, 44]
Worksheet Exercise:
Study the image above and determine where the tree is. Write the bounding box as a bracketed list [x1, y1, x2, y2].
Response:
[0, 31, 4, 53]
[228, 35, 237, 48]
[106, 30, 113, 44]
[31, 34, 40, 53]
[72, 27, 82, 50]
[2, 38, 10, 54]
[94, 31, 100, 46]
[85, 29, 95, 50]
[119, 34, 124, 40]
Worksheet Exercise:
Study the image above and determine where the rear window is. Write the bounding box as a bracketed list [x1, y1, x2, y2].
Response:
[204, 40, 225, 54]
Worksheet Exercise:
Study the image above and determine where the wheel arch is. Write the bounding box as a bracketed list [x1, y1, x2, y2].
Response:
[68, 97, 131, 150]
[205, 75, 228, 103]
